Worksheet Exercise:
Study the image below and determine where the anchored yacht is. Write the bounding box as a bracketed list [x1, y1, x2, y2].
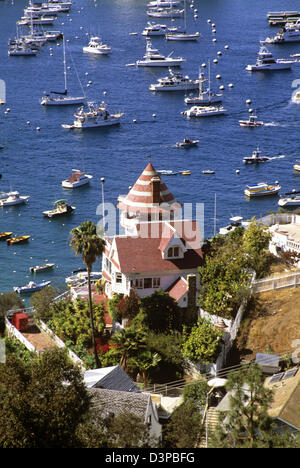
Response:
[246, 44, 292, 71]
[136, 39, 185, 67]
[62, 101, 123, 129]
[149, 68, 199, 91]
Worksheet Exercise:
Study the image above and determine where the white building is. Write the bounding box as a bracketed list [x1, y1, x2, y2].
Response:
[269, 214, 300, 261]
[101, 162, 204, 307]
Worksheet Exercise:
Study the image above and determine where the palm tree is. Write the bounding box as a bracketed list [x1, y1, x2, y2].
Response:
[70, 220, 106, 368]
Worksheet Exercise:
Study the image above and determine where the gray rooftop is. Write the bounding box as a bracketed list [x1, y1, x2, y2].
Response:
[88, 387, 152, 421]
[83, 365, 141, 393]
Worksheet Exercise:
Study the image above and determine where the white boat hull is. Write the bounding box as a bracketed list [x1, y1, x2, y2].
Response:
[165, 33, 200, 41]
[62, 177, 92, 188]
[41, 96, 87, 106]
[83, 46, 110, 55]
[246, 63, 291, 71]
[137, 59, 184, 67]
[185, 96, 222, 105]
[278, 198, 300, 206]
[150, 82, 199, 91]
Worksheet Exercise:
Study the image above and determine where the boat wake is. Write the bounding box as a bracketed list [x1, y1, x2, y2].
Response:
[268, 154, 286, 160]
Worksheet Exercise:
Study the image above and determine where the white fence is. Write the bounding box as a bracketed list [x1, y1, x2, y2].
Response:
[252, 271, 300, 293]
[38, 320, 86, 370]
[5, 317, 37, 354]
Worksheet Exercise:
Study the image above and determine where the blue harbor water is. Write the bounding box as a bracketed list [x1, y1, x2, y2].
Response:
[0, 0, 300, 297]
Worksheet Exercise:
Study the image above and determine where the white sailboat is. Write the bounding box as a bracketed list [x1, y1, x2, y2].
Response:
[165, 0, 200, 41]
[185, 61, 223, 105]
[40, 34, 86, 106]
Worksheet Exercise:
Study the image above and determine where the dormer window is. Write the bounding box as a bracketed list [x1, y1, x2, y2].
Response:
[168, 246, 180, 258]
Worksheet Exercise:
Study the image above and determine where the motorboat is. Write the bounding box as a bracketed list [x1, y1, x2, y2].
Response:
[292, 90, 300, 103]
[24, 4, 62, 16]
[43, 199, 75, 217]
[278, 190, 300, 207]
[147, 8, 184, 18]
[18, 15, 57, 26]
[147, 1, 183, 7]
[62, 169, 93, 188]
[0, 192, 30, 206]
[246, 44, 292, 71]
[62, 101, 123, 129]
[176, 138, 199, 148]
[7, 235, 30, 245]
[267, 11, 300, 26]
[243, 148, 270, 164]
[264, 21, 300, 43]
[239, 114, 264, 127]
[142, 22, 180, 36]
[136, 39, 185, 67]
[65, 271, 102, 287]
[219, 216, 245, 235]
[202, 170, 215, 174]
[182, 105, 226, 118]
[8, 42, 38, 56]
[14, 280, 51, 294]
[0, 190, 19, 200]
[83, 36, 111, 55]
[30, 263, 55, 274]
[293, 162, 300, 172]
[184, 63, 223, 105]
[244, 182, 281, 198]
[149, 68, 199, 91]
[0, 232, 13, 241]
[41, 35, 86, 106]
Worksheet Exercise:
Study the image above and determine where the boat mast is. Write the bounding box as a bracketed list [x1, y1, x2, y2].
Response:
[183, 0, 187, 33]
[213, 193, 217, 236]
[208, 59, 211, 101]
[63, 34, 67, 94]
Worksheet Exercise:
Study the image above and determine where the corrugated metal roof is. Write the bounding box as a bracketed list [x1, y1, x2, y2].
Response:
[83, 365, 141, 393]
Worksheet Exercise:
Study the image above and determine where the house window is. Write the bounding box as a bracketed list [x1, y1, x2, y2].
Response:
[115, 273, 122, 284]
[144, 278, 152, 289]
[153, 277, 160, 288]
[105, 257, 112, 274]
[167, 246, 180, 258]
[132, 278, 143, 289]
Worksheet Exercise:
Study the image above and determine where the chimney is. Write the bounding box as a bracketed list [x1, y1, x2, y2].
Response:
[151, 176, 161, 204]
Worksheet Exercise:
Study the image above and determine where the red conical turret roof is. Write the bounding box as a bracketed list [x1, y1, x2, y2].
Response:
[117, 162, 182, 214]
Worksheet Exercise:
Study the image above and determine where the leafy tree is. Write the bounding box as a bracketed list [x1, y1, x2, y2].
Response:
[241, 218, 272, 278]
[140, 289, 183, 332]
[210, 363, 290, 448]
[163, 401, 204, 448]
[103, 411, 157, 448]
[47, 298, 106, 354]
[116, 289, 141, 322]
[0, 292, 24, 335]
[183, 379, 209, 409]
[70, 220, 106, 367]
[31, 285, 58, 322]
[146, 331, 184, 382]
[107, 293, 123, 323]
[4, 336, 36, 364]
[110, 325, 148, 375]
[0, 349, 91, 448]
[198, 242, 249, 318]
[182, 319, 223, 364]
[130, 350, 161, 386]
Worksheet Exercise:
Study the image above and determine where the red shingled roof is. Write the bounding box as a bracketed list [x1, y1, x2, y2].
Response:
[117, 162, 182, 214]
[166, 277, 188, 301]
[112, 220, 203, 274]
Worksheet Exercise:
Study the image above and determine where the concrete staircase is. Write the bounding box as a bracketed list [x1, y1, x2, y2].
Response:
[199, 407, 220, 448]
